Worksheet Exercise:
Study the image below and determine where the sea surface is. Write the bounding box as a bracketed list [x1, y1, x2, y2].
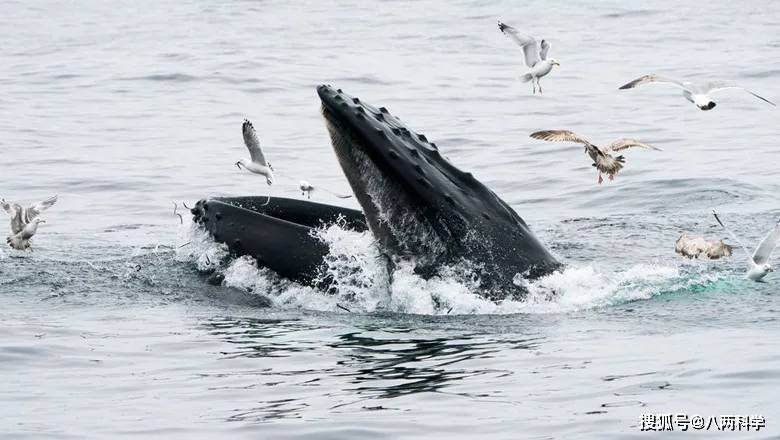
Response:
[2, 1, 780, 438]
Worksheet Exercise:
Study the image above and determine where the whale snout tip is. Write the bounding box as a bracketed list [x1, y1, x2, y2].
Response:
[317, 84, 345, 107]
[317, 84, 337, 98]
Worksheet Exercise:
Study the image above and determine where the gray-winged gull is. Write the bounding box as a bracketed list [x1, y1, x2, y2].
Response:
[713, 211, 780, 282]
[7, 218, 46, 250]
[619, 74, 775, 110]
[299, 180, 352, 200]
[236, 119, 274, 185]
[497, 20, 560, 94]
[1, 195, 56, 250]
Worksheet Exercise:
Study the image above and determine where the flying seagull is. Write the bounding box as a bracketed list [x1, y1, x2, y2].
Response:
[299, 180, 352, 200]
[236, 119, 274, 185]
[1, 195, 57, 250]
[530, 130, 660, 184]
[497, 21, 560, 94]
[713, 211, 780, 282]
[619, 74, 775, 110]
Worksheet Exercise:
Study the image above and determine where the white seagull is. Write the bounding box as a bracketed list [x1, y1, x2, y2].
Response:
[7, 218, 46, 251]
[713, 211, 780, 282]
[497, 21, 560, 94]
[236, 119, 274, 185]
[1, 195, 57, 250]
[619, 74, 775, 111]
[299, 180, 352, 200]
[530, 130, 660, 184]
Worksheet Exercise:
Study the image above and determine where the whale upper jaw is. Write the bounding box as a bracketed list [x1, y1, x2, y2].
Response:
[317, 84, 561, 298]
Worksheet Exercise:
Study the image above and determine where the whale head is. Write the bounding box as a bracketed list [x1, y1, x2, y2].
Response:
[317, 85, 560, 297]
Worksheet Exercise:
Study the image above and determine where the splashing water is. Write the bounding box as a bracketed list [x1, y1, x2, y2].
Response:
[175, 219, 229, 272]
[176, 219, 724, 315]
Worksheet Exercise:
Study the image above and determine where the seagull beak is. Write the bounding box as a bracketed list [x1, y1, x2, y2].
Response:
[235, 161, 241, 169]
[554, 61, 561, 66]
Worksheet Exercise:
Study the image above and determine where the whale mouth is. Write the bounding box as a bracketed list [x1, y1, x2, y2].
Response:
[318, 85, 447, 263]
[316, 84, 561, 296]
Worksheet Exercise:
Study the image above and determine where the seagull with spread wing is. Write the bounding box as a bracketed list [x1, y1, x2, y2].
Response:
[497, 20, 560, 94]
[236, 119, 274, 185]
[713, 211, 780, 282]
[530, 130, 660, 184]
[1, 195, 57, 250]
[619, 74, 775, 111]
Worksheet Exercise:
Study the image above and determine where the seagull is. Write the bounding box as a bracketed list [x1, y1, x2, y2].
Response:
[299, 180, 315, 199]
[675, 233, 732, 259]
[236, 119, 274, 185]
[497, 21, 560, 94]
[530, 130, 660, 184]
[1, 195, 57, 237]
[6, 217, 46, 250]
[713, 211, 780, 282]
[299, 180, 352, 200]
[619, 74, 775, 111]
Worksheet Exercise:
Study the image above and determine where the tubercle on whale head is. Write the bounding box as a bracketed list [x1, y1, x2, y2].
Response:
[316, 85, 515, 226]
[316, 84, 562, 287]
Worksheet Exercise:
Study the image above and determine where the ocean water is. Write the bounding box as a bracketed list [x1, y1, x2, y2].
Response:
[2, 0, 780, 438]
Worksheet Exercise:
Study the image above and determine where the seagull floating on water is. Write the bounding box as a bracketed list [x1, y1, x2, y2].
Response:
[713, 211, 780, 282]
[675, 233, 732, 260]
[1, 195, 57, 250]
[497, 21, 559, 94]
[619, 74, 775, 111]
[530, 130, 660, 184]
[236, 119, 274, 185]
[299, 180, 352, 200]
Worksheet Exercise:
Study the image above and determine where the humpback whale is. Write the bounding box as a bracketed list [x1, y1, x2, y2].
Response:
[191, 85, 561, 299]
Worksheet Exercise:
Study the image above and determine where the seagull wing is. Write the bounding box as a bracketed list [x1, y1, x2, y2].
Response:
[1, 199, 15, 216]
[539, 40, 551, 60]
[497, 21, 541, 68]
[1, 200, 23, 235]
[28, 195, 57, 217]
[702, 81, 776, 106]
[713, 211, 753, 263]
[242, 119, 269, 166]
[9, 204, 24, 235]
[752, 220, 780, 265]
[530, 130, 592, 146]
[607, 139, 662, 152]
[619, 74, 689, 91]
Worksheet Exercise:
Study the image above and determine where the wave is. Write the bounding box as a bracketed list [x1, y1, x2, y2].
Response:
[119, 73, 199, 82]
[176, 220, 722, 316]
[602, 9, 662, 19]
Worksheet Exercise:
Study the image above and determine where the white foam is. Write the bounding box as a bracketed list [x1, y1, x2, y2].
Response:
[312, 220, 391, 311]
[175, 219, 229, 272]
[177, 220, 708, 315]
[506, 263, 682, 314]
